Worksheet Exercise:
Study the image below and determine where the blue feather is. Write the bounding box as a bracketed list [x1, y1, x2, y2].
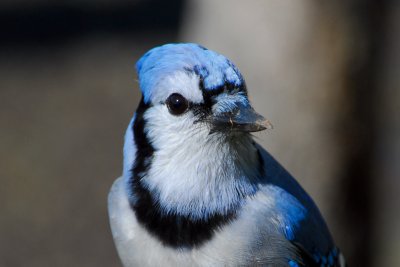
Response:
[135, 43, 244, 103]
[268, 185, 308, 241]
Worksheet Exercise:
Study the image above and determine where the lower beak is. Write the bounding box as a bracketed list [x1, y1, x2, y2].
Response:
[210, 102, 272, 133]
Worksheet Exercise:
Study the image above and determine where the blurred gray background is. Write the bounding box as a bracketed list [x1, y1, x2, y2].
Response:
[1, 0, 399, 266]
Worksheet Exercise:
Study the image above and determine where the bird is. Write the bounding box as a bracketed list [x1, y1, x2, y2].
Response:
[108, 43, 346, 267]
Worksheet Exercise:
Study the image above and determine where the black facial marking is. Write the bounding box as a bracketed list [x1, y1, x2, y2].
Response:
[184, 64, 250, 127]
[192, 103, 210, 124]
[129, 97, 237, 248]
[193, 64, 210, 78]
[193, 64, 247, 105]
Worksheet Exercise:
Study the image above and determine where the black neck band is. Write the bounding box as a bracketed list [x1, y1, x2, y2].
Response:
[128, 97, 236, 248]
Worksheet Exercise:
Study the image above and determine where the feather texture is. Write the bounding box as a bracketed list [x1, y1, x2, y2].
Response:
[108, 43, 346, 266]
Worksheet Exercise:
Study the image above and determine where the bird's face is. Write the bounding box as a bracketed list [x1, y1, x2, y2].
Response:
[135, 44, 271, 151]
[142, 73, 270, 148]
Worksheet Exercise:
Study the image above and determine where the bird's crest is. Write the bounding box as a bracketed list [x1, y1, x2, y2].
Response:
[135, 43, 245, 104]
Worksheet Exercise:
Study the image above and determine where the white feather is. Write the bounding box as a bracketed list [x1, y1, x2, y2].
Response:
[149, 71, 203, 105]
[108, 176, 299, 267]
[141, 104, 259, 218]
[123, 117, 135, 180]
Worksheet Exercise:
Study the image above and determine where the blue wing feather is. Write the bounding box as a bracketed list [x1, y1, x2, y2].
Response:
[256, 143, 341, 266]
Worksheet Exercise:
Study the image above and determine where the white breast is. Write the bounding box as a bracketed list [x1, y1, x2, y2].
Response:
[108, 177, 300, 267]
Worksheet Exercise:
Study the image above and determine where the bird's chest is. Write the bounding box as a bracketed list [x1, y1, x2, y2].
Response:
[110, 204, 259, 266]
[109, 180, 269, 266]
[109, 178, 310, 266]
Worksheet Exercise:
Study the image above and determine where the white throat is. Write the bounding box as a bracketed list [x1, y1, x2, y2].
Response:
[123, 107, 262, 220]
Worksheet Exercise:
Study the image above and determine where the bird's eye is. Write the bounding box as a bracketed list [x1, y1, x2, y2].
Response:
[166, 93, 189, 115]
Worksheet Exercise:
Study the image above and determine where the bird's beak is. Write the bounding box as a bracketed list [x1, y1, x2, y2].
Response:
[210, 99, 272, 133]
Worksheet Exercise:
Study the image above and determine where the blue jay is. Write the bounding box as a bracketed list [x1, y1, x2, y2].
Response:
[108, 43, 346, 267]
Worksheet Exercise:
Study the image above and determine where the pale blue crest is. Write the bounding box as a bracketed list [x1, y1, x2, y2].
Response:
[136, 43, 244, 103]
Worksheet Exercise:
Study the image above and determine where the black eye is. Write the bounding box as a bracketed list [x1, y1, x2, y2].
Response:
[166, 93, 189, 115]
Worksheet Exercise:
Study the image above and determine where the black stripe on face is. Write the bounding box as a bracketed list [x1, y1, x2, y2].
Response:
[128, 97, 237, 248]
[188, 70, 249, 126]
[184, 64, 248, 109]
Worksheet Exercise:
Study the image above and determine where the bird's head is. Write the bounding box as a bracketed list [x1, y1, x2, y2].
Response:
[135, 43, 271, 142]
[124, 43, 271, 218]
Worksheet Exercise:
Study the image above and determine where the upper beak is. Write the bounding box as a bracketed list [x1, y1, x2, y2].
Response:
[210, 101, 272, 133]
